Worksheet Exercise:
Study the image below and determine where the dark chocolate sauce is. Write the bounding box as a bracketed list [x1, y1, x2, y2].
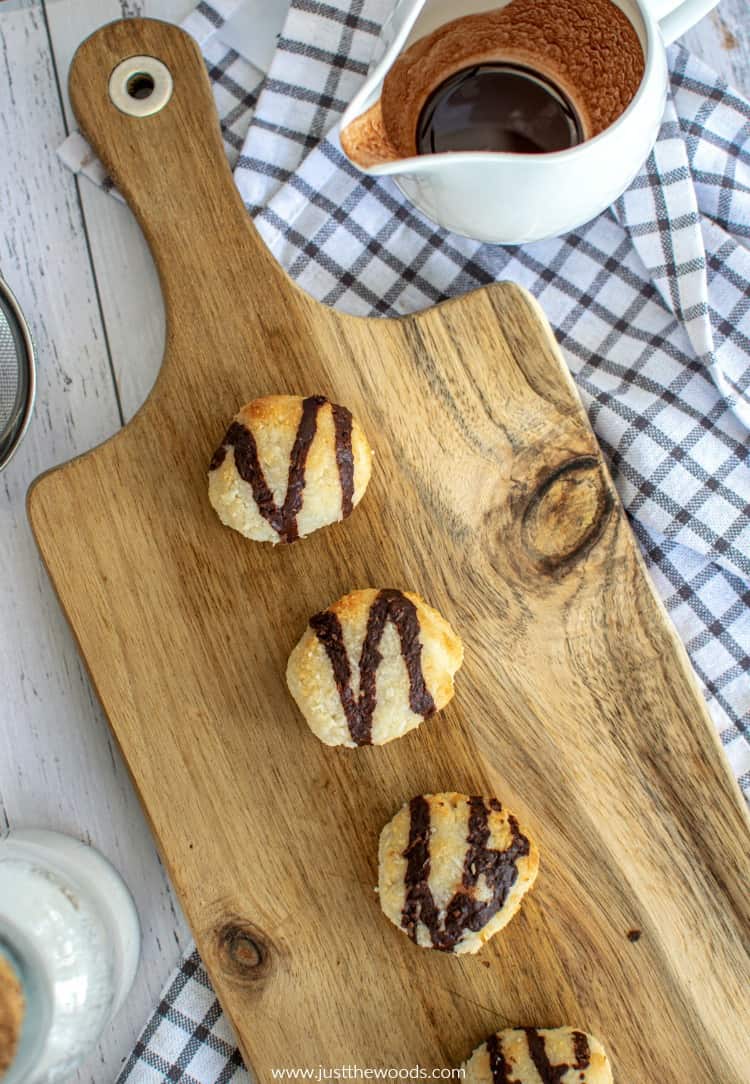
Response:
[331, 403, 355, 518]
[486, 1033, 514, 1084]
[486, 1029, 590, 1084]
[209, 444, 227, 471]
[572, 1032, 590, 1070]
[217, 420, 279, 528]
[209, 395, 355, 542]
[523, 1028, 591, 1084]
[401, 795, 442, 942]
[416, 63, 583, 156]
[401, 795, 530, 952]
[310, 589, 435, 746]
[280, 394, 327, 541]
[525, 1029, 566, 1084]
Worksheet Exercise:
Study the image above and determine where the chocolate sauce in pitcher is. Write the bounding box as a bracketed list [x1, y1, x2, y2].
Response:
[416, 63, 584, 155]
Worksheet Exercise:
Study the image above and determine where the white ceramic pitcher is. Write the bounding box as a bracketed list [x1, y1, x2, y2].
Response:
[339, 0, 719, 243]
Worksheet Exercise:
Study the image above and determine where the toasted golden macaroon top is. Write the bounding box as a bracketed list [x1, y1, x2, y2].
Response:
[209, 394, 372, 543]
[466, 1026, 613, 1084]
[381, 792, 538, 952]
[0, 953, 24, 1077]
[294, 589, 463, 746]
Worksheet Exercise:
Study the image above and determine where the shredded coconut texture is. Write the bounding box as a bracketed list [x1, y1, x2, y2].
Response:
[0, 954, 24, 1077]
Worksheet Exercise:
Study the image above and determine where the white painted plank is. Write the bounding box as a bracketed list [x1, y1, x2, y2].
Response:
[0, 3, 190, 1082]
[45, 0, 195, 423]
[684, 1, 750, 95]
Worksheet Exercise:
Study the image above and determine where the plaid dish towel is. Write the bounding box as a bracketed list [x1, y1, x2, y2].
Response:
[58, 1, 750, 1080]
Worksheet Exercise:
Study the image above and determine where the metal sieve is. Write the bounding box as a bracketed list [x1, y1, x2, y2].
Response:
[0, 277, 35, 471]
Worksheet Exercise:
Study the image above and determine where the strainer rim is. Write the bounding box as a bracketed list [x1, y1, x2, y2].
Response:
[0, 277, 36, 472]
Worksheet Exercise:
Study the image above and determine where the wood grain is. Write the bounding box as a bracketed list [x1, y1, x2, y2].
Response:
[0, 2, 747, 1080]
[43, 0, 197, 423]
[26, 16, 750, 1083]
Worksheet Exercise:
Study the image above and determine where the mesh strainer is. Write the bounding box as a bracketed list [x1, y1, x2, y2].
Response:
[0, 277, 35, 471]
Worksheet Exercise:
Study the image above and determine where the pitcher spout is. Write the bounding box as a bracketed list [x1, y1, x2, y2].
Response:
[339, 0, 428, 171]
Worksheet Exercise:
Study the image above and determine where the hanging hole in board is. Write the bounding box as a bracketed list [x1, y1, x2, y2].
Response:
[109, 56, 173, 117]
[126, 72, 155, 100]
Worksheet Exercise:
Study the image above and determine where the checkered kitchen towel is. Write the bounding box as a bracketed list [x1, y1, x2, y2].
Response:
[63, 0, 750, 1079]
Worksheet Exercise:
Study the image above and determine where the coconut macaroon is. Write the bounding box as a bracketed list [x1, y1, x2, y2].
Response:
[378, 792, 538, 954]
[208, 394, 372, 544]
[463, 1027, 613, 1084]
[0, 952, 24, 1078]
[286, 589, 462, 747]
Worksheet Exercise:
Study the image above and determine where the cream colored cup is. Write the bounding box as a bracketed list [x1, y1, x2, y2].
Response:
[339, 0, 719, 243]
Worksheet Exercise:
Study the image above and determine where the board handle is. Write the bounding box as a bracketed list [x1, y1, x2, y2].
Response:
[69, 18, 287, 306]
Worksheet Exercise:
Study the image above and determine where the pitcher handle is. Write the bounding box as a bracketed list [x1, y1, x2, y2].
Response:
[645, 0, 719, 45]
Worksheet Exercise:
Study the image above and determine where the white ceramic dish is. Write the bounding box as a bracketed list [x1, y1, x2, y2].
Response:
[339, 0, 719, 243]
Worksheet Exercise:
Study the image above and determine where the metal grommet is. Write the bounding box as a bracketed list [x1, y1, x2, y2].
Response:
[108, 56, 173, 118]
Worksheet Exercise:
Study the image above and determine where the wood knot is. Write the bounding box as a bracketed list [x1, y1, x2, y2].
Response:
[522, 455, 613, 574]
[215, 918, 272, 987]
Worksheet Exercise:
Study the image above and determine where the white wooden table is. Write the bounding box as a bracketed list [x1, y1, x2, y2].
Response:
[1, 2, 748, 1079]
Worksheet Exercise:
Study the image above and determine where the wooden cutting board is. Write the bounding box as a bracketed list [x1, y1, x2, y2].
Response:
[28, 18, 750, 1082]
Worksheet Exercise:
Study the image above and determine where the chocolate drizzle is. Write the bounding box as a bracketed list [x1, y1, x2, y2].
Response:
[486, 1033, 514, 1084]
[332, 403, 355, 518]
[401, 795, 441, 941]
[209, 444, 227, 471]
[485, 1029, 591, 1084]
[310, 589, 435, 746]
[401, 795, 530, 952]
[219, 420, 281, 531]
[209, 395, 356, 542]
[572, 1032, 591, 1070]
[522, 1028, 591, 1084]
[525, 1029, 565, 1084]
[281, 394, 326, 540]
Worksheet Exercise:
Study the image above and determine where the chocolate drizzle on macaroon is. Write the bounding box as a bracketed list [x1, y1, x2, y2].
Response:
[525, 1028, 591, 1084]
[401, 795, 530, 952]
[209, 443, 228, 471]
[486, 1034, 514, 1084]
[281, 394, 326, 539]
[485, 1030, 591, 1084]
[309, 589, 435, 746]
[572, 1031, 591, 1071]
[331, 403, 355, 519]
[209, 396, 356, 542]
